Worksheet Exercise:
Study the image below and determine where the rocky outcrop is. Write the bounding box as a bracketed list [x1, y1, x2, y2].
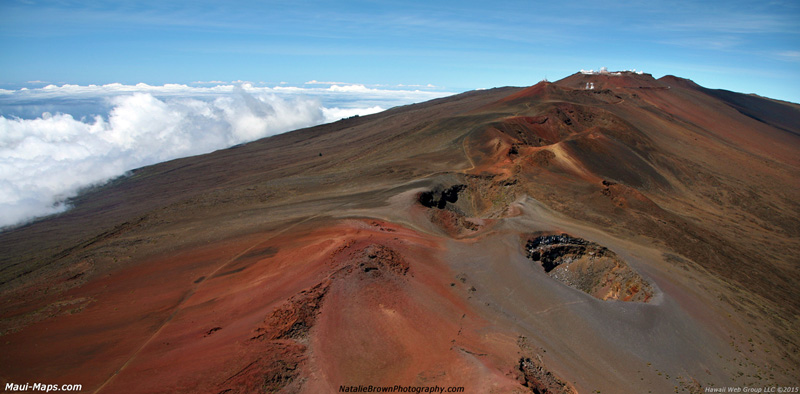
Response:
[252, 280, 331, 341]
[516, 336, 576, 394]
[518, 357, 576, 394]
[358, 244, 409, 276]
[224, 280, 332, 393]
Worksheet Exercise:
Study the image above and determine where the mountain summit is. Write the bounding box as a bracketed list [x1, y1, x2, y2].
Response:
[1, 72, 798, 393]
[558, 69, 665, 90]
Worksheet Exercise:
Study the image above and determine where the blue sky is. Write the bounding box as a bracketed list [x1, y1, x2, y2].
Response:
[1, 0, 799, 102]
[0, 0, 798, 228]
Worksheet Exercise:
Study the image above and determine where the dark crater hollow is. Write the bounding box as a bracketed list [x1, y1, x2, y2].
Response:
[417, 184, 482, 238]
[525, 233, 653, 303]
[418, 184, 466, 209]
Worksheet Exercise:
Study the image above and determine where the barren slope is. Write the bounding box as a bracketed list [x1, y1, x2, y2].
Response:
[1, 72, 798, 393]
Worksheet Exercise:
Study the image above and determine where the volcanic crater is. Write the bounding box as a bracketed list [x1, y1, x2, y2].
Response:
[525, 233, 654, 303]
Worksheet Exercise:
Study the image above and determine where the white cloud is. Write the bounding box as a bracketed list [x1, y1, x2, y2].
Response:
[305, 80, 349, 85]
[396, 83, 440, 89]
[0, 91, 327, 228]
[6, 82, 449, 102]
[0, 82, 453, 228]
[327, 84, 373, 93]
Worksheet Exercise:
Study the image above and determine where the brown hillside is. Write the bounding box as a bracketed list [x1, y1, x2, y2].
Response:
[1, 72, 798, 393]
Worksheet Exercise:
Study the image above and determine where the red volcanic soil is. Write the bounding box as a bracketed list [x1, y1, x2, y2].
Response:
[1, 219, 529, 393]
[1, 71, 799, 393]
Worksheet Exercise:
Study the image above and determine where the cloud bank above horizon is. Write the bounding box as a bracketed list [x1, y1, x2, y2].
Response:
[0, 82, 452, 228]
